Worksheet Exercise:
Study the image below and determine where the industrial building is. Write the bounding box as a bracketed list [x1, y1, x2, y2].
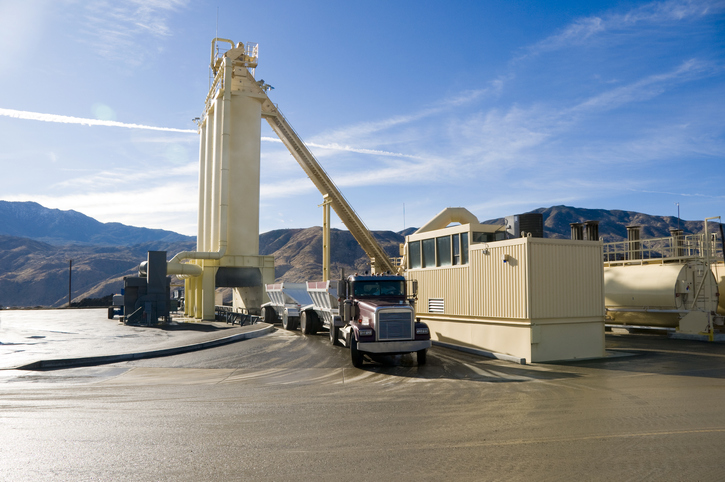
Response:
[405, 208, 605, 363]
[143, 38, 722, 362]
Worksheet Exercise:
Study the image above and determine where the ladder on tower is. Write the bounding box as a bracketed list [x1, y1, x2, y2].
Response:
[261, 101, 396, 275]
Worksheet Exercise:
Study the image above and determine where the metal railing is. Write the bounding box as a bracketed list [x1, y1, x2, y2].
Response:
[215, 305, 257, 326]
[603, 233, 723, 266]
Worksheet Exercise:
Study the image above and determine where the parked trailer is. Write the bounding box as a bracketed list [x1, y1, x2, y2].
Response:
[299, 281, 345, 342]
[262, 283, 313, 330]
[107, 294, 125, 320]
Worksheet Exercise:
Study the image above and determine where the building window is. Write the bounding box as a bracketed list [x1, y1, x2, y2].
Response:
[422, 238, 436, 268]
[461, 232, 469, 265]
[436, 236, 451, 266]
[452, 234, 460, 265]
[409, 240, 421, 269]
[472, 231, 505, 243]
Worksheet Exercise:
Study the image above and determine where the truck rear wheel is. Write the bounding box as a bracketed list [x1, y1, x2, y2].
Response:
[263, 306, 277, 325]
[417, 349, 427, 365]
[282, 312, 293, 330]
[107, 307, 114, 319]
[308, 311, 319, 334]
[300, 312, 312, 334]
[350, 335, 364, 368]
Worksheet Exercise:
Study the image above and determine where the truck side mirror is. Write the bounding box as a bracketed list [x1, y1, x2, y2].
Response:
[407, 279, 418, 297]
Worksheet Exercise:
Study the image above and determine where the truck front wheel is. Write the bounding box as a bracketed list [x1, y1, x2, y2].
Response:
[417, 349, 427, 365]
[350, 335, 364, 368]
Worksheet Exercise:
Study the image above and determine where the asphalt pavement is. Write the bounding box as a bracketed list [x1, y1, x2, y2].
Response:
[0, 308, 272, 369]
[1, 309, 724, 480]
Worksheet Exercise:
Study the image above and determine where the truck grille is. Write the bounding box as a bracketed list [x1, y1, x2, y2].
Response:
[377, 311, 413, 340]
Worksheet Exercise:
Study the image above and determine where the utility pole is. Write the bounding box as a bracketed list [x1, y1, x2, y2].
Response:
[675, 202, 680, 231]
[68, 259, 72, 308]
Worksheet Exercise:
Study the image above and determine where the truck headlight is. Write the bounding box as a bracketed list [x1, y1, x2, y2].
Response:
[358, 329, 373, 337]
[416, 327, 429, 335]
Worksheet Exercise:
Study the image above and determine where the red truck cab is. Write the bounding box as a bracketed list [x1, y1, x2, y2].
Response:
[336, 274, 431, 367]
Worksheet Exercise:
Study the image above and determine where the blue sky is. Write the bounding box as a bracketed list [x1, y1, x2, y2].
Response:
[1, 0, 723, 236]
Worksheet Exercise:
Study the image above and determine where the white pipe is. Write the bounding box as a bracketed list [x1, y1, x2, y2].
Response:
[197, 119, 207, 251]
[138, 261, 203, 277]
[169, 56, 232, 269]
[167, 262, 203, 277]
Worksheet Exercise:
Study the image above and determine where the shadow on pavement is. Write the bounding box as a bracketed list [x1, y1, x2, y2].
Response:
[549, 333, 725, 379]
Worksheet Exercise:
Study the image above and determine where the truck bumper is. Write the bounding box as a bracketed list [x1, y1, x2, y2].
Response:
[357, 340, 431, 354]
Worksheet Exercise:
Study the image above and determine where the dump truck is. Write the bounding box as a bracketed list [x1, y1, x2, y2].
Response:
[298, 280, 339, 336]
[261, 283, 313, 331]
[265, 275, 431, 367]
[332, 274, 431, 367]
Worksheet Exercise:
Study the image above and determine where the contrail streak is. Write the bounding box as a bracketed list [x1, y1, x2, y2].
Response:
[2, 107, 426, 160]
[261, 136, 427, 160]
[0, 108, 197, 133]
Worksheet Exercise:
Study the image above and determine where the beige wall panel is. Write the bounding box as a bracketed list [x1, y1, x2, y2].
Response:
[410, 266, 469, 315]
[470, 242, 529, 319]
[424, 317, 532, 361]
[529, 240, 604, 319]
[531, 320, 604, 362]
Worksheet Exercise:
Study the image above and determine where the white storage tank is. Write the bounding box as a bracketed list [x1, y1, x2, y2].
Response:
[604, 261, 718, 330]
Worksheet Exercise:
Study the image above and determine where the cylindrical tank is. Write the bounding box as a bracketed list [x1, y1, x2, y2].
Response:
[604, 261, 718, 327]
[227, 90, 261, 255]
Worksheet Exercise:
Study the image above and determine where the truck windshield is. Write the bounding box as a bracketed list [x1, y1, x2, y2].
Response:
[353, 281, 405, 297]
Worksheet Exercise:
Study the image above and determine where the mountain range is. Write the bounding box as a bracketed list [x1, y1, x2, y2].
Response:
[0, 201, 720, 308]
[0, 201, 192, 246]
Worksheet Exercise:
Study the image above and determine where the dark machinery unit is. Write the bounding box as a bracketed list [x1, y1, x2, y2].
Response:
[122, 251, 173, 325]
[505, 213, 544, 239]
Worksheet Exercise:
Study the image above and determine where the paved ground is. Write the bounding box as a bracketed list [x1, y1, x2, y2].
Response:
[0, 308, 266, 369]
[1, 309, 724, 481]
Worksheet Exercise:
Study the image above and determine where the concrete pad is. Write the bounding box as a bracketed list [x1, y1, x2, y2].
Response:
[0, 308, 273, 370]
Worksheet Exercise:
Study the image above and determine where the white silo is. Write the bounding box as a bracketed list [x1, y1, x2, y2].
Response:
[171, 39, 274, 321]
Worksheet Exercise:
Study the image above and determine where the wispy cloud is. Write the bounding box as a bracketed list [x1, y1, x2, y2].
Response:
[523, 0, 724, 58]
[50, 162, 197, 191]
[76, 0, 189, 67]
[311, 84, 501, 146]
[570, 59, 714, 113]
